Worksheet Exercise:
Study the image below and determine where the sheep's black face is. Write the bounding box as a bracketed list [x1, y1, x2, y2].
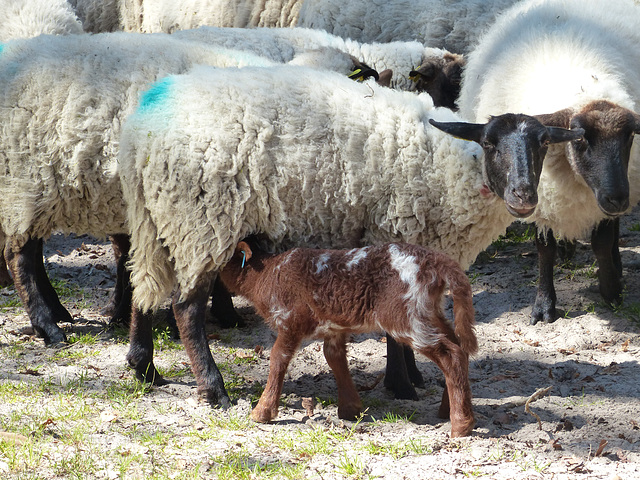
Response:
[565, 101, 640, 216]
[429, 115, 583, 218]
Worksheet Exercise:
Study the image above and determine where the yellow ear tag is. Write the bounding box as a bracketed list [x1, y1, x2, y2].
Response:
[348, 68, 364, 81]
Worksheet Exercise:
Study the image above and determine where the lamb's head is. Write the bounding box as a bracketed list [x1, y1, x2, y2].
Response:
[429, 114, 584, 218]
[410, 51, 465, 110]
[537, 100, 640, 216]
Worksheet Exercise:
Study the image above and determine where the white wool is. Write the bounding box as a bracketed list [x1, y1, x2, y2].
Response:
[118, 65, 514, 311]
[68, 0, 302, 33]
[0, 0, 83, 41]
[297, 0, 521, 54]
[0, 32, 277, 250]
[458, 0, 640, 240]
[172, 26, 448, 91]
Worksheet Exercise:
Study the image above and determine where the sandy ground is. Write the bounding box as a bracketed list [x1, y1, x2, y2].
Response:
[0, 207, 639, 479]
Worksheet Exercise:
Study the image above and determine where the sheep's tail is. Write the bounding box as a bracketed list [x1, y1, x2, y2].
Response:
[444, 261, 477, 356]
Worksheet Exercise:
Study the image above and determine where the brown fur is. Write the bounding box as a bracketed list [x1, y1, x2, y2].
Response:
[219, 240, 477, 437]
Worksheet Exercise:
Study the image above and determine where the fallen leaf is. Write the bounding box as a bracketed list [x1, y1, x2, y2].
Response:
[558, 348, 576, 355]
[236, 350, 254, 360]
[100, 411, 118, 423]
[620, 339, 630, 352]
[18, 368, 42, 376]
[207, 333, 220, 340]
[302, 397, 315, 417]
[594, 439, 608, 457]
[523, 340, 540, 347]
[254, 345, 264, 356]
[0, 432, 28, 445]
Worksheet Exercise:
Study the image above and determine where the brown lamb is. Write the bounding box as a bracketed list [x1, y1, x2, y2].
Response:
[219, 239, 478, 437]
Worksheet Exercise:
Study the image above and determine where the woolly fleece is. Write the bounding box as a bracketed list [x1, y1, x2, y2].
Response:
[173, 26, 451, 92]
[68, 0, 302, 33]
[297, 0, 520, 54]
[0, 0, 83, 41]
[0, 32, 276, 250]
[457, 0, 640, 240]
[118, 65, 514, 311]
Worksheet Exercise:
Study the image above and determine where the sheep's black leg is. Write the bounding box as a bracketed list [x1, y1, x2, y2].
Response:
[210, 277, 245, 328]
[591, 218, 623, 305]
[384, 335, 419, 400]
[403, 343, 425, 388]
[103, 234, 133, 326]
[173, 281, 230, 406]
[126, 306, 166, 385]
[557, 239, 577, 264]
[5, 237, 71, 344]
[531, 228, 557, 325]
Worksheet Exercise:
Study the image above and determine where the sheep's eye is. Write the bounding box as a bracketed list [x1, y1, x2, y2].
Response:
[541, 139, 550, 148]
[482, 141, 495, 150]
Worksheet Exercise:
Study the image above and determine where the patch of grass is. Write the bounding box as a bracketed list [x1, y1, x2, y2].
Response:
[373, 410, 416, 424]
[629, 223, 640, 232]
[365, 437, 433, 459]
[335, 452, 369, 478]
[153, 326, 181, 352]
[491, 225, 536, 250]
[212, 450, 305, 480]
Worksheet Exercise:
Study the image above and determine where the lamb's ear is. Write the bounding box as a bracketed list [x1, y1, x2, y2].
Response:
[534, 108, 573, 128]
[236, 241, 253, 262]
[428, 118, 484, 143]
[547, 126, 585, 144]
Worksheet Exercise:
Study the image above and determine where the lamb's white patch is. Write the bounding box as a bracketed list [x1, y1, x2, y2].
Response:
[388, 244, 440, 349]
[276, 249, 298, 271]
[270, 296, 292, 330]
[346, 247, 369, 269]
[314, 253, 331, 274]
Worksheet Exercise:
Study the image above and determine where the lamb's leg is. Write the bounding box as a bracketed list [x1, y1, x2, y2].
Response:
[422, 342, 474, 438]
[5, 237, 70, 344]
[210, 277, 245, 328]
[172, 283, 230, 406]
[531, 228, 557, 325]
[103, 234, 133, 326]
[591, 218, 623, 305]
[251, 330, 301, 423]
[324, 333, 362, 420]
[384, 335, 419, 400]
[126, 305, 166, 386]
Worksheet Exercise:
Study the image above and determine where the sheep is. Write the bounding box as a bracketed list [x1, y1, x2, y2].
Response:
[0, 0, 83, 41]
[456, 0, 640, 324]
[218, 239, 477, 437]
[297, 0, 521, 55]
[0, 31, 283, 345]
[117, 64, 582, 411]
[171, 26, 464, 95]
[68, 0, 303, 33]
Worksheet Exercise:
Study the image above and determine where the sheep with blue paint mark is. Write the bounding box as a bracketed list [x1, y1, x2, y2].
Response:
[0, 31, 279, 345]
[1, 0, 83, 41]
[116, 64, 581, 415]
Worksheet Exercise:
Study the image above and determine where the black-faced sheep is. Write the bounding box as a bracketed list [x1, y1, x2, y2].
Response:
[116, 64, 582, 408]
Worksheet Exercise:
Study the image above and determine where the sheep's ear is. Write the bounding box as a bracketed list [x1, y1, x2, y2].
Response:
[377, 69, 393, 88]
[236, 241, 253, 262]
[534, 108, 573, 128]
[428, 118, 484, 143]
[547, 126, 585, 144]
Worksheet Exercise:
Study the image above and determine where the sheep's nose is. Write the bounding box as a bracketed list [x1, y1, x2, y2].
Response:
[599, 194, 629, 215]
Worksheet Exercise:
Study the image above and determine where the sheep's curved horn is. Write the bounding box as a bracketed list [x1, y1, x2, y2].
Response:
[428, 118, 484, 143]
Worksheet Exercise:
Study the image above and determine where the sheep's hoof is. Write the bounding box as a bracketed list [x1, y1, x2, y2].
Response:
[450, 417, 475, 438]
[37, 325, 67, 346]
[530, 303, 556, 325]
[198, 387, 231, 408]
[384, 378, 419, 400]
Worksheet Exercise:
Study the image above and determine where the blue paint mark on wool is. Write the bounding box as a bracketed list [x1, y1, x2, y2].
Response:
[138, 77, 174, 113]
[0, 44, 4, 56]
